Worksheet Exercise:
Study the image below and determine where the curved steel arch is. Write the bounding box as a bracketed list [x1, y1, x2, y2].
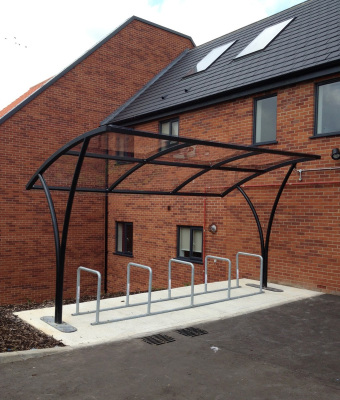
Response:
[27, 124, 320, 325]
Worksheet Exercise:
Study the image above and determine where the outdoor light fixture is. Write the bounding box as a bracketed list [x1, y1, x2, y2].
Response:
[331, 148, 340, 160]
[209, 224, 217, 234]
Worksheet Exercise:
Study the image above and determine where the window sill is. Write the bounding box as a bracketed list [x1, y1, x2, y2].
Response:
[175, 257, 203, 265]
[252, 140, 278, 147]
[113, 252, 133, 258]
[310, 132, 340, 139]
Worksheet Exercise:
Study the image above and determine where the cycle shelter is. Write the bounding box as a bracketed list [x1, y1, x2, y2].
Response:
[26, 124, 320, 331]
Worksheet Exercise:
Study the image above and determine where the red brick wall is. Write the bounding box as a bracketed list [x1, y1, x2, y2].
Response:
[0, 19, 193, 305]
[108, 73, 340, 295]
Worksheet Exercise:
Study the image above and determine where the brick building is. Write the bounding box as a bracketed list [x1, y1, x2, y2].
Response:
[0, 0, 339, 306]
[0, 17, 194, 304]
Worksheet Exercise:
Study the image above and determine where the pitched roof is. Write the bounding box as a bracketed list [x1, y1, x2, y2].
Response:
[0, 16, 194, 125]
[0, 78, 51, 119]
[107, 0, 340, 125]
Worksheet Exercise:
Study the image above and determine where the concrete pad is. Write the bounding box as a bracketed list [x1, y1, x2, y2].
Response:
[15, 279, 321, 348]
[3, 295, 339, 400]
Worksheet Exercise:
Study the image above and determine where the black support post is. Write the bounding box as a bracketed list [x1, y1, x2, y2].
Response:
[55, 139, 89, 324]
[237, 186, 265, 258]
[262, 164, 296, 287]
[38, 174, 61, 284]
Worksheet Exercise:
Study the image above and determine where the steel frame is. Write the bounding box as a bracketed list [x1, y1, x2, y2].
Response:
[27, 124, 320, 326]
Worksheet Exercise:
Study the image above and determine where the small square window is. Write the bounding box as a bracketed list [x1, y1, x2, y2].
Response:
[315, 79, 340, 136]
[159, 118, 179, 150]
[254, 95, 277, 144]
[116, 222, 133, 256]
[177, 226, 203, 262]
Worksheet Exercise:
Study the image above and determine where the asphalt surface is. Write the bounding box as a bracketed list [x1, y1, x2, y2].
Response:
[0, 294, 339, 400]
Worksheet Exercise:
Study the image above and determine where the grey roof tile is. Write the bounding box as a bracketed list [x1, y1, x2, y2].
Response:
[107, 0, 340, 124]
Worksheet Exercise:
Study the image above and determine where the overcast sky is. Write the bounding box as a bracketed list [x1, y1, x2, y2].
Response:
[0, 0, 306, 110]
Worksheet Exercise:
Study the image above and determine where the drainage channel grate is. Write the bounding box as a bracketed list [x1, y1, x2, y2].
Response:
[176, 327, 208, 337]
[141, 334, 176, 345]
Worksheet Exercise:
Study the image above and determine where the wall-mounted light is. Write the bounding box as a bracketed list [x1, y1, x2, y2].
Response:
[331, 148, 340, 160]
[209, 224, 217, 234]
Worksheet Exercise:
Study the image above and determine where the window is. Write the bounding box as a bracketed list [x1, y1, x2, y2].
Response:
[116, 135, 134, 159]
[236, 18, 294, 58]
[315, 79, 340, 136]
[116, 222, 133, 256]
[177, 226, 203, 262]
[254, 95, 277, 144]
[159, 118, 179, 150]
[186, 41, 235, 76]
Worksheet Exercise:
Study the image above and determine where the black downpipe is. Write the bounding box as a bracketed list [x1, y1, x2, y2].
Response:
[55, 139, 89, 324]
[263, 164, 296, 287]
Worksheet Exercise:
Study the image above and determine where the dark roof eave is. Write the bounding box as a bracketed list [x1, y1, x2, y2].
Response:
[112, 61, 340, 127]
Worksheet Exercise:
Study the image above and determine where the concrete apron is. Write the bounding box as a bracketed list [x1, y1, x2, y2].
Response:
[12, 279, 321, 350]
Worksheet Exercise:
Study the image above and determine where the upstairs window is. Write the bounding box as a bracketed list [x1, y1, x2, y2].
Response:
[116, 222, 133, 256]
[254, 95, 277, 144]
[315, 79, 340, 136]
[177, 226, 203, 262]
[159, 118, 179, 150]
[236, 18, 294, 58]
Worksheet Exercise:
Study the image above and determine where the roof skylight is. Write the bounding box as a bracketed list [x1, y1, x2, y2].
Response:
[235, 18, 294, 58]
[186, 41, 235, 76]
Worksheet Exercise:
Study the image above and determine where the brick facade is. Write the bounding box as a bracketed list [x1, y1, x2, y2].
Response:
[109, 74, 340, 295]
[0, 19, 193, 304]
[1, 17, 339, 307]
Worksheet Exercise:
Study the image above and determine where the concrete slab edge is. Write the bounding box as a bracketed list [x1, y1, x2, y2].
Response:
[0, 346, 72, 364]
[1, 284, 323, 363]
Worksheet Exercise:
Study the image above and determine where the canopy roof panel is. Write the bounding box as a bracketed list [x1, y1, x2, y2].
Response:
[27, 125, 320, 197]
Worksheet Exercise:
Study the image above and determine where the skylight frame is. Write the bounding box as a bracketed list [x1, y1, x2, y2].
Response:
[186, 41, 236, 77]
[235, 18, 294, 59]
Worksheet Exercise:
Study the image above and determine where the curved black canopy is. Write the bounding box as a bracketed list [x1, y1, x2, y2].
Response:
[27, 124, 320, 196]
[26, 124, 320, 327]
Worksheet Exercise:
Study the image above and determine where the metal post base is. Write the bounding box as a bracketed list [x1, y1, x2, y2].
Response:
[41, 316, 77, 333]
[246, 283, 283, 293]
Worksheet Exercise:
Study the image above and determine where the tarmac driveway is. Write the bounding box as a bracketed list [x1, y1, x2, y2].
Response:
[0, 294, 339, 399]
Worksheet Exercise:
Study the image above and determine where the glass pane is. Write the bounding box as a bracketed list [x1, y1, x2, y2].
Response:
[187, 41, 235, 75]
[117, 223, 123, 252]
[116, 135, 134, 157]
[118, 136, 125, 155]
[126, 224, 133, 254]
[317, 81, 340, 135]
[160, 122, 170, 135]
[180, 227, 190, 256]
[171, 121, 179, 137]
[192, 229, 202, 254]
[255, 96, 277, 143]
[236, 18, 293, 58]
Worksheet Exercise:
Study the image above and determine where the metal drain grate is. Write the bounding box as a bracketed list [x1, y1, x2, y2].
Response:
[176, 327, 208, 337]
[141, 334, 176, 345]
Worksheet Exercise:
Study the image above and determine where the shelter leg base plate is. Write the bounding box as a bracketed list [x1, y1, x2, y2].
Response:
[246, 283, 283, 293]
[41, 316, 77, 332]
